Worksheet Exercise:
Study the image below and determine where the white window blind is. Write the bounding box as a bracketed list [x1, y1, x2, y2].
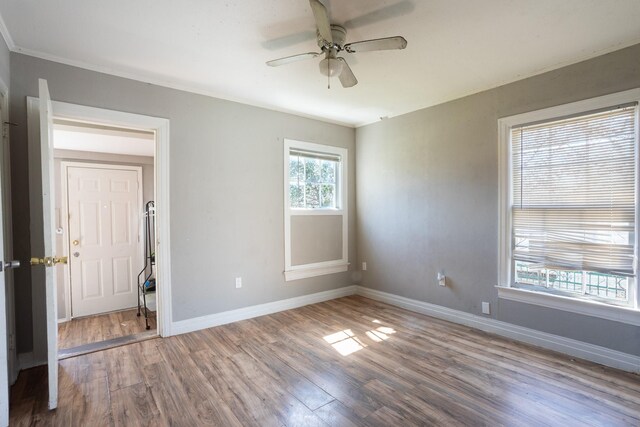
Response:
[511, 104, 638, 277]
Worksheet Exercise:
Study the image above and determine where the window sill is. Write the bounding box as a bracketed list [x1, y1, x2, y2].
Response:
[284, 262, 349, 281]
[289, 208, 344, 216]
[496, 286, 640, 326]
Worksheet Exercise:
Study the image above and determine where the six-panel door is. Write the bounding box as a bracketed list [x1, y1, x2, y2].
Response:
[67, 166, 141, 317]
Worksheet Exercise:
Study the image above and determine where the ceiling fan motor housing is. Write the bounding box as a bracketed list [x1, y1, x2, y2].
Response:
[318, 24, 347, 49]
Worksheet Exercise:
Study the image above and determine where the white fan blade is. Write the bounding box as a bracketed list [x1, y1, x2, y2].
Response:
[266, 52, 321, 67]
[344, 36, 407, 53]
[309, 0, 333, 44]
[337, 58, 357, 88]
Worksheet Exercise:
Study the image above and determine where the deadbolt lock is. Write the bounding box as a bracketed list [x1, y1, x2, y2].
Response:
[30, 256, 69, 267]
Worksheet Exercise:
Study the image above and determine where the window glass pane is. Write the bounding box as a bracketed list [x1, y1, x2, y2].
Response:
[289, 158, 303, 181]
[321, 184, 335, 208]
[321, 160, 336, 183]
[305, 158, 321, 183]
[304, 184, 321, 208]
[514, 261, 629, 302]
[290, 183, 304, 208]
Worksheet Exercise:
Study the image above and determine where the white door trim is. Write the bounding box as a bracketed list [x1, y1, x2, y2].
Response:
[60, 161, 143, 321]
[26, 98, 172, 338]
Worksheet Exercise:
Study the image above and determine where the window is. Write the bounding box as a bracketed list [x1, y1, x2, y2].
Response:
[498, 89, 640, 323]
[283, 139, 348, 281]
[289, 150, 339, 209]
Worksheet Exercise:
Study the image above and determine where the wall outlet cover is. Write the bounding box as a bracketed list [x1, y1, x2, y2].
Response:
[235, 277, 242, 289]
[482, 301, 491, 315]
[362, 262, 367, 271]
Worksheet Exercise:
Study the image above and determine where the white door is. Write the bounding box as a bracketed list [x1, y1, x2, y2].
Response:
[0, 156, 10, 426]
[37, 79, 60, 410]
[0, 84, 20, 427]
[67, 165, 141, 317]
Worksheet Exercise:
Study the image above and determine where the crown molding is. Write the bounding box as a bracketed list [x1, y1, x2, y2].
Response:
[0, 10, 15, 50]
[11, 45, 355, 129]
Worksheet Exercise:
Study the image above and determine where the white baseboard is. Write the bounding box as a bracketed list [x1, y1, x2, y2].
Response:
[171, 285, 358, 335]
[355, 286, 640, 373]
[18, 352, 46, 370]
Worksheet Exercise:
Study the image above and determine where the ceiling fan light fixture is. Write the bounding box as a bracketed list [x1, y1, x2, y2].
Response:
[318, 57, 344, 77]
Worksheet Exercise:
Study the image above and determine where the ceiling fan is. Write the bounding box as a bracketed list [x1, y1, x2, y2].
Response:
[266, 0, 408, 88]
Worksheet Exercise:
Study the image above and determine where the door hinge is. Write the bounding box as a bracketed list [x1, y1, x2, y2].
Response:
[2, 121, 17, 138]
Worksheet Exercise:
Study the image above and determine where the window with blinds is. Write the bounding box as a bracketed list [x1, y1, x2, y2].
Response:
[511, 104, 638, 303]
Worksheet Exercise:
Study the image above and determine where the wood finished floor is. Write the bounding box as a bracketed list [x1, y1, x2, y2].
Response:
[12, 295, 640, 426]
[58, 308, 157, 350]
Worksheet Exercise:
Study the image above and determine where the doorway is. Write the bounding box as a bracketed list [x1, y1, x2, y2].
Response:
[53, 121, 158, 353]
[20, 86, 171, 411]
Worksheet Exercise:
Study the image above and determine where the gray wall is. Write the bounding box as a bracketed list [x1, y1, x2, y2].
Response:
[53, 149, 154, 321]
[291, 215, 343, 266]
[0, 34, 8, 88]
[10, 53, 356, 353]
[356, 43, 640, 356]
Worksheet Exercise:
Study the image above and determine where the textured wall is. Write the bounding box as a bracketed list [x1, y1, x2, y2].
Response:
[356, 44, 640, 355]
[291, 215, 343, 266]
[10, 53, 356, 353]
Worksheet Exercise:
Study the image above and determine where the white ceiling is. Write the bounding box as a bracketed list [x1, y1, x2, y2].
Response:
[53, 122, 155, 157]
[1, 0, 639, 127]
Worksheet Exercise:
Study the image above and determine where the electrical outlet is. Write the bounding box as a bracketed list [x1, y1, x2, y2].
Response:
[482, 302, 491, 315]
[437, 272, 446, 287]
[362, 262, 367, 271]
[235, 277, 242, 289]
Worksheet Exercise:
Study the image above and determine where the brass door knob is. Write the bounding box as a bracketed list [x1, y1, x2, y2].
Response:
[72, 239, 79, 246]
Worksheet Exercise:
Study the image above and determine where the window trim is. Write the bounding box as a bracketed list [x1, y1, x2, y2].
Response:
[497, 89, 640, 323]
[283, 139, 348, 281]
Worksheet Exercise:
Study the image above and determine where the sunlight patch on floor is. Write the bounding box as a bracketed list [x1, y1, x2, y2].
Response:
[324, 321, 397, 356]
[323, 329, 366, 356]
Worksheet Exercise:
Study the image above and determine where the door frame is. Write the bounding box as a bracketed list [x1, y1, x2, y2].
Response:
[60, 161, 144, 321]
[26, 98, 172, 349]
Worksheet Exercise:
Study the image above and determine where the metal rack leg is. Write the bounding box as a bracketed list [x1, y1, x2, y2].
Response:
[143, 291, 150, 330]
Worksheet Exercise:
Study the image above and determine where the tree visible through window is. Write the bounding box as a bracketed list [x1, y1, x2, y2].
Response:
[289, 151, 339, 209]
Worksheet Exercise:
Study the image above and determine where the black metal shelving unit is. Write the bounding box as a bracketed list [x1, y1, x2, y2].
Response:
[137, 200, 156, 330]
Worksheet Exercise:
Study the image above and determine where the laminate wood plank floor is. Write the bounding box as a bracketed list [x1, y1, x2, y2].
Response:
[58, 308, 157, 350]
[12, 296, 640, 426]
